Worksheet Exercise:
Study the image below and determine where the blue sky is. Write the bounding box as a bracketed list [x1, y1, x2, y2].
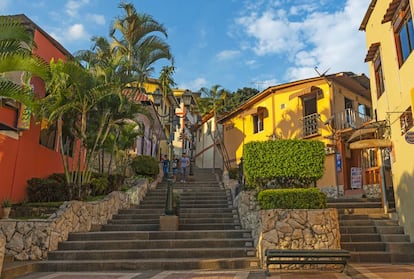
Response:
[1, 0, 370, 93]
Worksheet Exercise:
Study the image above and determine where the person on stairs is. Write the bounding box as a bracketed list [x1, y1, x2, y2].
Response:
[180, 152, 190, 182]
[161, 154, 169, 179]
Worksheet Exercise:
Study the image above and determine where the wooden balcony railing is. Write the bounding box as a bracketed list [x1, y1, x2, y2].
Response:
[303, 113, 319, 137]
[333, 109, 371, 130]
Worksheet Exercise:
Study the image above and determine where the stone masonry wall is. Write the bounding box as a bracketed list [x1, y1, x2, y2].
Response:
[0, 177, 159, 261]
[233, 190, 341, 266]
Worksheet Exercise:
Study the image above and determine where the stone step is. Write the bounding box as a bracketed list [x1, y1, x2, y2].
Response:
[338, 214, 391, 220]
[108, 217, 239, 225]
[38, 257, 259, 272]
[113, 212, 236, 219]
[336, 208, 384, 215]
[341, 242, 386, 252]
[68, 230, 253, 241]
[339, 219, 399, 226]
[328, 201, 382, 208]
[58, 238, 254, 250]
[341, 234, 381, 242]
[48, 247, 256, 261]
[1, 260, 40, 279]
[119, 208, 236, 214]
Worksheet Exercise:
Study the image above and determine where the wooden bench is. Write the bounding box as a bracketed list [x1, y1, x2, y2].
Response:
[265, 249, 350, 276]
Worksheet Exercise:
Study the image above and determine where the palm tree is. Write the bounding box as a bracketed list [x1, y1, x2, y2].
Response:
[110, 2, 173, 83]
[198, 85, 230, 116]
[43, 59, 123, 198]
[0, 16, 50, 105]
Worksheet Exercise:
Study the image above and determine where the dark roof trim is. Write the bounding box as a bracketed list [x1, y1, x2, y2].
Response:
[382, 0, 404, 24]
[364, 42, 381, 62]
[9, 14, 73, 59]
[360, 0, 378, 31]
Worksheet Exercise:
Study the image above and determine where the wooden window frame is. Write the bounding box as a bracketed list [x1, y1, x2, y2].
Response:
[393, 3, 414, 66]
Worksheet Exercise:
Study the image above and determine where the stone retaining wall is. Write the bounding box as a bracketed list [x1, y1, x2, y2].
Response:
[233, 190, 341, 266]
[0, 177, 159, 261]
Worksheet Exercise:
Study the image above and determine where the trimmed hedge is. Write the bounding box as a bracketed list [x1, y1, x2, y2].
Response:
[243, 139, 325, 189]
[130, 155, 160, 177]
[257, 188, 327, 209]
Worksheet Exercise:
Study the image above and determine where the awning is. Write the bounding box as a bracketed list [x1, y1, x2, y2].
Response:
[240, 106, 268, 117]
[382, 0, 403, 23]
[364, 42, 380, 62]
[288, 86, 323, 101]
[349, 139, 392, 150]
[347, 127, 378, 143]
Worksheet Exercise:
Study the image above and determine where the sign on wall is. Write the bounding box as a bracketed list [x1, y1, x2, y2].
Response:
[351, 167, 362, 189]
[405, 131, 414, 144]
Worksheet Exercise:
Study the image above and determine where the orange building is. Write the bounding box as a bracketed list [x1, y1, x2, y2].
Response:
[0, 15, 75, 202]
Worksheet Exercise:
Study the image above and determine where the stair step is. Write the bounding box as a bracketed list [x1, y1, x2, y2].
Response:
[58, 238, 254, 250]
[38, 257, 259, 272]
[341, 242, 386, 252]
[48, 248, 256, 260]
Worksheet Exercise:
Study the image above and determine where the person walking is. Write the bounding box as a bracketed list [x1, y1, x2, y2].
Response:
[161, 154, 169, 179]
[180, 152, 190, 182]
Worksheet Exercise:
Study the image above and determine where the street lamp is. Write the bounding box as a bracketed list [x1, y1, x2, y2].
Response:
[151, 89, 192, 215]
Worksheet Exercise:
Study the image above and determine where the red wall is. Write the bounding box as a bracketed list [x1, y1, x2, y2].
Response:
[0, 24, 77, 203]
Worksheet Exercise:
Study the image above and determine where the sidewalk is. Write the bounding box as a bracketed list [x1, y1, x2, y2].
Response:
[13, 264, 414, 279]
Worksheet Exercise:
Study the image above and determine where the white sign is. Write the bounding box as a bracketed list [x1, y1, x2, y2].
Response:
[351, 167, 362, 189]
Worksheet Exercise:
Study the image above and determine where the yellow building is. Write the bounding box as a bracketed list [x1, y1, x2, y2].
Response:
[360, 0, 414, 239]
[219, 72, 375, 196]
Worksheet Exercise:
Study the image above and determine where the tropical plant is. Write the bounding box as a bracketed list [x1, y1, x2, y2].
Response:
[110, 2, 172, 83]
[197, 85, 231, 116]
[2, 199, 12, 208]
[0, 16, 50, 105]
[42, 59, 123, 199]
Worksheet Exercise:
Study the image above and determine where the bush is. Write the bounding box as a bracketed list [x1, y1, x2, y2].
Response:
[257, 188, 327, 209]
[228, 168, 238, 180]
[243, 139, 325, 189]
[26, 177, 69, 202]
[130, 155, 160, 177]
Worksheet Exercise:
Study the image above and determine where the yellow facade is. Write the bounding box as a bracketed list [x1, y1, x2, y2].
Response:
[220, 73, 372, 189]
[361, 0, 414, 239]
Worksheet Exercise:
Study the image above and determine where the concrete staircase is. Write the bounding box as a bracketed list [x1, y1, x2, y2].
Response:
[328, 198, 414, 263]
[37, 168, 259, 272]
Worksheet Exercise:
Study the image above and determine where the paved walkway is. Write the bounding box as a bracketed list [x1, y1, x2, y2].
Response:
[14, 264, 414, 279]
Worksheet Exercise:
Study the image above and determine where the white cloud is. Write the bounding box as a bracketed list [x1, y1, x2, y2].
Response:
[67, 23, 89, 40]
[65, 0, 90, 17]
[88, 14, 105, 25]
[180, 78, 208, 92]
[216, 50, 240, 61]
[235, 0, 370, 81]
[236, 10, 304, 56]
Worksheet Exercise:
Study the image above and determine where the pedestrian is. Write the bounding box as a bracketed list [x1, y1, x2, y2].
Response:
[172, 155, 179, 181]
[180, 152, 190, 182]
[161, 154, 169, 179]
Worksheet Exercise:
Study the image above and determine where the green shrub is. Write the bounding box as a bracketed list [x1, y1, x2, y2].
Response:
[257, 188, 327, 209]
[243, 139, 325, 189]
[130, 155, 160, 177]
[87, 176, 109, 196]
[26, 177, 69, 202]
[228, 168, 238, 180]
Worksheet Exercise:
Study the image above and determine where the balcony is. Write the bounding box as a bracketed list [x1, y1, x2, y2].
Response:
[333, 109, 371, 131]
[303, 113, 319, 138]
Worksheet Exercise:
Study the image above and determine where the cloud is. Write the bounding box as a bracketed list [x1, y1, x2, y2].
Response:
[180, 78, 208, 92]
[234, 0, 370, 81]
[216, 50, 240, 61]
[67, 23, 89, 40]
[235, 10, 304, 56]
[88, 14, 105, 25]
[65, 0, 90, 17]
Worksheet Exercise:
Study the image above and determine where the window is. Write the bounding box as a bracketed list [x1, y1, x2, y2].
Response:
[400, 106, 413, 134]
[394, 4, 414, 65]
[302, 94, 318, 137]
[374, 51, 385, 98]
[253, 113, 264, 134]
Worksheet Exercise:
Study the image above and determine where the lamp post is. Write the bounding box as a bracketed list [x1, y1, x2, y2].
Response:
[151, 89, 192, 215]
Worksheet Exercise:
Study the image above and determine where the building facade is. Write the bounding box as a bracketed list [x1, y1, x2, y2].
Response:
[218, 72, 376, 196]
[0, 15, 75, 202]
[360, 0, 414, 239]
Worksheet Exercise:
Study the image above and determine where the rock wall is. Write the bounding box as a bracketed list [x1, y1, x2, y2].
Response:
[0, 177, 158, 261]
[234, 190, 341, 266]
